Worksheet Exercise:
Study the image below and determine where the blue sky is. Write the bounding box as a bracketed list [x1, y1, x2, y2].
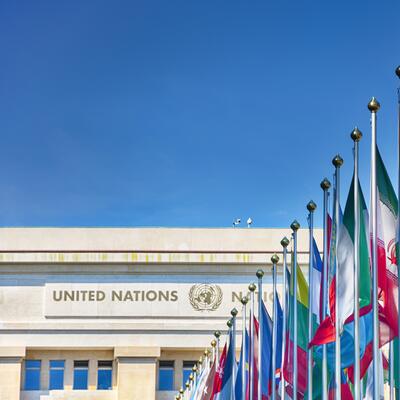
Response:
[0, 0, 399, 228]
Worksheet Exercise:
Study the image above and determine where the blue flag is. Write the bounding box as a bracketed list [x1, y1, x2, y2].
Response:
[235, 330, 249, 400]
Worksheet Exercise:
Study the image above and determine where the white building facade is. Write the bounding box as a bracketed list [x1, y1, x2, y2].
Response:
[0, 227, 320, 400]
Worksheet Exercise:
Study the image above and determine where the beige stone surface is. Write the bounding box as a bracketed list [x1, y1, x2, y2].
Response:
[117, 358, 156, 400]
[0, 358, 22, 400]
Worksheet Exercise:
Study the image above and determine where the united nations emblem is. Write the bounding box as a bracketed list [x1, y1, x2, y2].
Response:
[189, 284, 223, 311]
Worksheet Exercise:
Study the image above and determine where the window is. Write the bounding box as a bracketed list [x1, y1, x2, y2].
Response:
[73, 360, 89, 390]
[182, 361, 195, 386]
[24, 360, 41, 390]
[49, 360, 64, 390]
[158, 360, 174, 390]
[97, 360, 112, 390]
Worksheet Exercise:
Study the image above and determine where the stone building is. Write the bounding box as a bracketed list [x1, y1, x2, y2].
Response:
[0, 227, 320, 400]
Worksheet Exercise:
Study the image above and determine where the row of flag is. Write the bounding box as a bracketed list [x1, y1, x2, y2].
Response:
[176, 66, 400, 400]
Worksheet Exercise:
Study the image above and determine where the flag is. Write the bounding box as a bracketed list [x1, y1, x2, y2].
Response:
[376, 147, 398, 336]
[311, 238, 323, 324]
[234, 330, 249, 400]
[215, 330, 235, 400]
[260, 301, 273, 398]
[202, 356, 217, 400]
[211, 344, 227, 400]
[283, 260, 309, 397]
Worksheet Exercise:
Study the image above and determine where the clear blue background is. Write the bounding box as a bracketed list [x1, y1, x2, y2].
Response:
[1, 0, 399, 228]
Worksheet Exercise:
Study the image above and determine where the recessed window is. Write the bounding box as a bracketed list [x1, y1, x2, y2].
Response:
[182, 361, 195, 387]
[73, 360, 89, 390]
[158, 360, 174, 390]
[49, 360, 65, 390]
[24, 360, 41, 390]
[97, 360, 112, 390]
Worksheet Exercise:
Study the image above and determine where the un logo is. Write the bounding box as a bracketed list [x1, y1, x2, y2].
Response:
[189, 284, 223, 311]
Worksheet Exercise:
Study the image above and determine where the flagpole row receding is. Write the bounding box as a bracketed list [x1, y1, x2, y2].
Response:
[271, 253, 279, 400]
[249, 282, 256, 400]
[332, 154, 343, 400]
[368, 96, 381, 400]
[256, 268, 264, 400]
[291, 220, 300, 400]
[307, 200, 316, 400]
[241, 296, 248, 400]
[280, 236, 290, 400]
[351, 127, 362, 400]
[320, 178, 331, 400]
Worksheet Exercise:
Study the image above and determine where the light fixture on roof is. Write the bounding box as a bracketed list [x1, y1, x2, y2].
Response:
[247, 218, 253, 228]
[232, 218, 241, 227]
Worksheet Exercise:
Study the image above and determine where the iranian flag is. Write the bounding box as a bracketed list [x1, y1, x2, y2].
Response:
[376, 147, 398, 336]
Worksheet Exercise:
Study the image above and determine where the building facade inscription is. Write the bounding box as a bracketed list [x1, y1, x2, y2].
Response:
[44, 282, 278, 318]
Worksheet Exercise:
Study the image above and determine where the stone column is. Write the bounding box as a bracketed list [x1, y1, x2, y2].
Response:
[115, 347, 160, 400]
[0, 347, 25, 400]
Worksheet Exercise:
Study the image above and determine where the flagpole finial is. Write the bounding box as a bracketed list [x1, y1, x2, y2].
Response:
[395, 66, 400, 78]
[241, 296, 248, 305]
[231, 307, 238, 317]
[189, 374, 194, 381]
[256, 269, 264, 279]
[214, 330, 221, 338]
[176, 395, 180, 400]
[186, 382, 190, 389]
[306, 200, 317, 212]
[320, 177, 331, 190]
[271, 253, 280, 264]
[227, 318, 233, 328]
[332, 154, 344, 168]
[351, 127, 362, 142]
[280, 236, 290, 247]
[204, 349, 210, 357]
[290, 220, 300, 231]
[368, 97, 380, 112]
[179, 388, 184, 394]
[211, 339, 217, 347]
[198, 357, 203, 365]
[248, 282, 256, 292]
[192, 365, 197, 373]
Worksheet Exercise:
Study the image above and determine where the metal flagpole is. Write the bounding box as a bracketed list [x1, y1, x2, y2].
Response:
[271, 254, 280, 400]
[368, 97, 381, 400]
[280, 236, 290, 400]
[256, 269, 264, 400]
[332, 155, 343, 400]
[307, 201, 317, 400]
[351, 127, 362, 400]
[231, 308, 238, 396]
[241, 296, 248, 400]
[320, 178, 331, 400]
[396, 65, 400, 400]
[291, 220, 300, 400]
[249, 283, 256, 400]
[390, 341, 394, 400]
[214, 331, 221, 368]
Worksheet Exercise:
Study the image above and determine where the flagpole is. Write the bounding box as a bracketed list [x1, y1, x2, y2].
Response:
[395, 65, 400, 400]
[280, 236, 290, 400]
[332, 155, 343, 400]
[241, 296, 248, 400]
[214, 331, 221, 368]
[271, 253, 280, 400]
[350, 127, 362, 400]
[390, 340, 394, 400]
[231, 308, 238, 396]
[291, 220, 300, 400]
[256, 268, 264, 400]
[249, 282, 256, 400]
[307, 201, 316, 400]
[320, 178, 331, 400]
[368, 97, 381, 400]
